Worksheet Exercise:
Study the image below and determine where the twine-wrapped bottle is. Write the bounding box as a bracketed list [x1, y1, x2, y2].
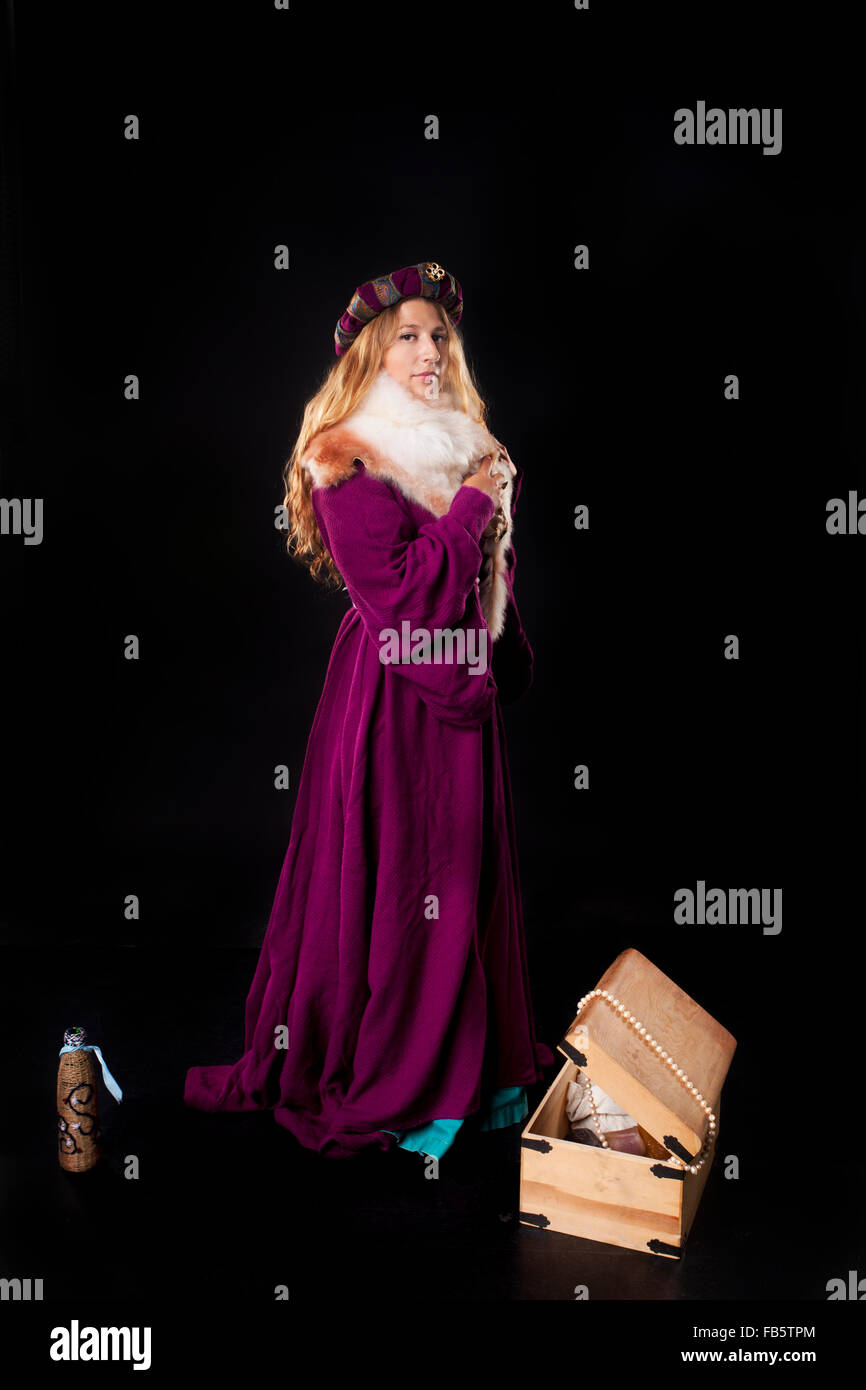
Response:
[57, 1026, 123, 1172]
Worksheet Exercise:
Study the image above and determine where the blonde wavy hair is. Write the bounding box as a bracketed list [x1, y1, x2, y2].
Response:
[282, 298, 489, 588]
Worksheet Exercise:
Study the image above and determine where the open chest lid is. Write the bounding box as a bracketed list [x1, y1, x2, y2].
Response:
[556, 948, 737, 1161]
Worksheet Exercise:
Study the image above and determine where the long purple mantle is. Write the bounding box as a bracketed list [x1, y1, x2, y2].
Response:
[184, 465, 553, 1157]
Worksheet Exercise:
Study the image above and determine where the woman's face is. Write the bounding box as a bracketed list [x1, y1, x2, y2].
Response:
[381, 298, 450, 401]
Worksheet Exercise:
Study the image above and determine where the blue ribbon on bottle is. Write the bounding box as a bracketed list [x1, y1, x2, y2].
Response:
[58, 1043, 123, 1103]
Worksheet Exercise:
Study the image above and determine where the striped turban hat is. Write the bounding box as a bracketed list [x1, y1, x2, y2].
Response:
[334, 261, 463, 357]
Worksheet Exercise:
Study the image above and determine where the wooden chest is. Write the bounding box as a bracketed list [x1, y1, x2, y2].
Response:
[519, 948, 736, 1259]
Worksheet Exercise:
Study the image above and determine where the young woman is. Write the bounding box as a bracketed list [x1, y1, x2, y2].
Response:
[184, 261, 553, 1161]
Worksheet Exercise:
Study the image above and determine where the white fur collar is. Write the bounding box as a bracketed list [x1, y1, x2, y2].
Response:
[302, 368, 515, 640]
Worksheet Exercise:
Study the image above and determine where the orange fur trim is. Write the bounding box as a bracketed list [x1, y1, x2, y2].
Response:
[303, 427, 383, 488]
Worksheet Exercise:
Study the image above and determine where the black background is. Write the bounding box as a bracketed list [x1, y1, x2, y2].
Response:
[1, 0, 863, 1362]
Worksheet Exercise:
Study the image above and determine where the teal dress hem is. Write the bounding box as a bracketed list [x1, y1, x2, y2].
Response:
[381, 1086, 528, 1160]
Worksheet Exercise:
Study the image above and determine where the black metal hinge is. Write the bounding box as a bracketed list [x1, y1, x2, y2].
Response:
[650, 1163, 685, 1181]
[521, 1137, 553, 1153]
[663, 1135, 697, 1165]
[519, 1211, 551, 1228]
[557, 1037, 587, 1066]
[647, 1238, 683, 1258]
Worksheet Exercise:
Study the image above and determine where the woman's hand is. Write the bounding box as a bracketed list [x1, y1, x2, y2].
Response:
[481, 505, 508, 543]
[462, 453, 506, 503]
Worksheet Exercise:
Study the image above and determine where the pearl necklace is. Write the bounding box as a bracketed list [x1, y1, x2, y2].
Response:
[572, 988, 717, 1175]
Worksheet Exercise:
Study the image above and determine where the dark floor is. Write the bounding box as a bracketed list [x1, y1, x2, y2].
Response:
[2, 945, 861, 1339]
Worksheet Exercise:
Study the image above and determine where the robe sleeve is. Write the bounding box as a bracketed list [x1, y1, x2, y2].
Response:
[311, 465, 501, 728]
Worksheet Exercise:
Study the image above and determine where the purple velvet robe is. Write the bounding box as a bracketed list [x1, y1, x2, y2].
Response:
[183, 462, 553, 1157]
